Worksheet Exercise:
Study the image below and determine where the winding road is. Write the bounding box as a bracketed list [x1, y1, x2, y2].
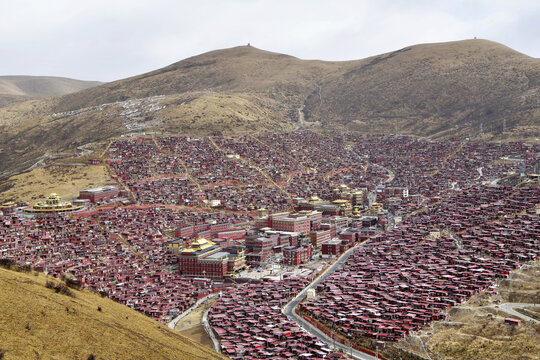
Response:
[453, 302, 539, 324]
[282, 242, 380, 360]
[499, 303, 539, 323]
[370, 163, 395, 184]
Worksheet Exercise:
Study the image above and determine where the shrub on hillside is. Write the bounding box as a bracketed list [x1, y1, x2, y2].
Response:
[0, 258, 15, 269]
[0, 258, 33, 273]
[45, 280, 75, 297]
[65, 278, 82, 290]
[54, 283, 75, 297]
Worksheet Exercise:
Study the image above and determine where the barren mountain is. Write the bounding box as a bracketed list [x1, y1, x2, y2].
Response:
[303, 40, 540, 138]
[0, 39, 539, 178]
[52, 46, 340, 111]
[0, 75, 102, 107]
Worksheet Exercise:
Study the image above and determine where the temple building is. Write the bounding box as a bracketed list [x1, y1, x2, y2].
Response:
[24, 193, 83, 214]
[0, 201, 18, 214]
[297, 191, 357, 216]
[178, 238, 246, 279]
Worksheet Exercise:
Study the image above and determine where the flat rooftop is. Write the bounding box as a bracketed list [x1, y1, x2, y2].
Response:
[80, 186, 118, 193]
[206, 251, 229, 260]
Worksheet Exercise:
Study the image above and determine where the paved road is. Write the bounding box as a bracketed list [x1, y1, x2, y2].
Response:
[202, 302, 222, 353]
[454, 302, 539, 324]
[168, 292, 219, 329]
[282, 243, 380, 360]
[475, 167, 483, 180]
[498, 303, 539, 324]
[370, 163, 395, 184]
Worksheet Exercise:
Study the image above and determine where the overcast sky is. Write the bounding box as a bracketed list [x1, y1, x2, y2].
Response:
[1, 0, 539, 82]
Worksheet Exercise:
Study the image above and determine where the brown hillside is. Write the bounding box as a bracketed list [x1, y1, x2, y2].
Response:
[0, 97, 123, 179]
[53, 46, 342, 112]
[0, 165, 112, 204]
[0, 93, 35, 108]
[0, 76, 101, 109]
[0, 75, 102, 97]
[304, 39, 540, 139]
[1, 40, 539, 178]
[0, 265, 227, 360]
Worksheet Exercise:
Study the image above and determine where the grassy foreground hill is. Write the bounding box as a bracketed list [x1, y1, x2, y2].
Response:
[0, 265, 227, 360]
[0, 39, 539, 179]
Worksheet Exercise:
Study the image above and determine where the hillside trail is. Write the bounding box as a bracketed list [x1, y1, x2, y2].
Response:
[297, 105, 305, 128]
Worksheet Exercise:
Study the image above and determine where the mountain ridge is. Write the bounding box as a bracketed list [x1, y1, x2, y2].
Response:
[303, 39, 540, 137]
[0, 39, 539, 178]
[0, 75, 102, 107]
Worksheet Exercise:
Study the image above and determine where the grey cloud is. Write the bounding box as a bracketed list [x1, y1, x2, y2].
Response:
[0, 0, 538, 81]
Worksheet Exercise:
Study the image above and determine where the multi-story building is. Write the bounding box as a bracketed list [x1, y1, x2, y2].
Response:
[321, 239, 344, 256]
[255, 211, 321, 233]
[321, 239, 341, 256]
[79, 186, 119, 203]
[283, 244, 312, 265]
[321, 216, 349, 230]
[178, 238, 246, 279]
[225, 246, 247, 273]
[310, 229, 332, 247]
[271, 215, 311, 234]
[339, 228, 359, 245]
[319, 223, 337, 238]
[245, 235, 275, 265]
[216, 229, 246, 241]
[175, 223, 210, 238]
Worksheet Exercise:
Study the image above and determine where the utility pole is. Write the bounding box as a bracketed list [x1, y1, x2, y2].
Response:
[480, 123, 483, 135]
[503, 119, 507, 133]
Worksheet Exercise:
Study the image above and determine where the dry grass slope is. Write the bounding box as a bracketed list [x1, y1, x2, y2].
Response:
[52, 46, 341, 112]
[0, 76, 101, 109]
[0, 165, 112, 203]
[0, 98, 123, 178]
[427, 308, 539, 360]
[0, 266, 228, 360]
[0, 94, 35, 108]
[159, 93, 295, 134]
[304, 39, 540, 140]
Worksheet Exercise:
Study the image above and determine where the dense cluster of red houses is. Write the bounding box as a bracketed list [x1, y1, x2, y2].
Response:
[0, 130, 538, 359]
[213, 136, 304, 182]
[0, 207, 246, 322]
[105, 132, 538, 218]
[209, 276, 349, 359]
[300, 186, 539, 344]
[353, 134, 538, 203]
